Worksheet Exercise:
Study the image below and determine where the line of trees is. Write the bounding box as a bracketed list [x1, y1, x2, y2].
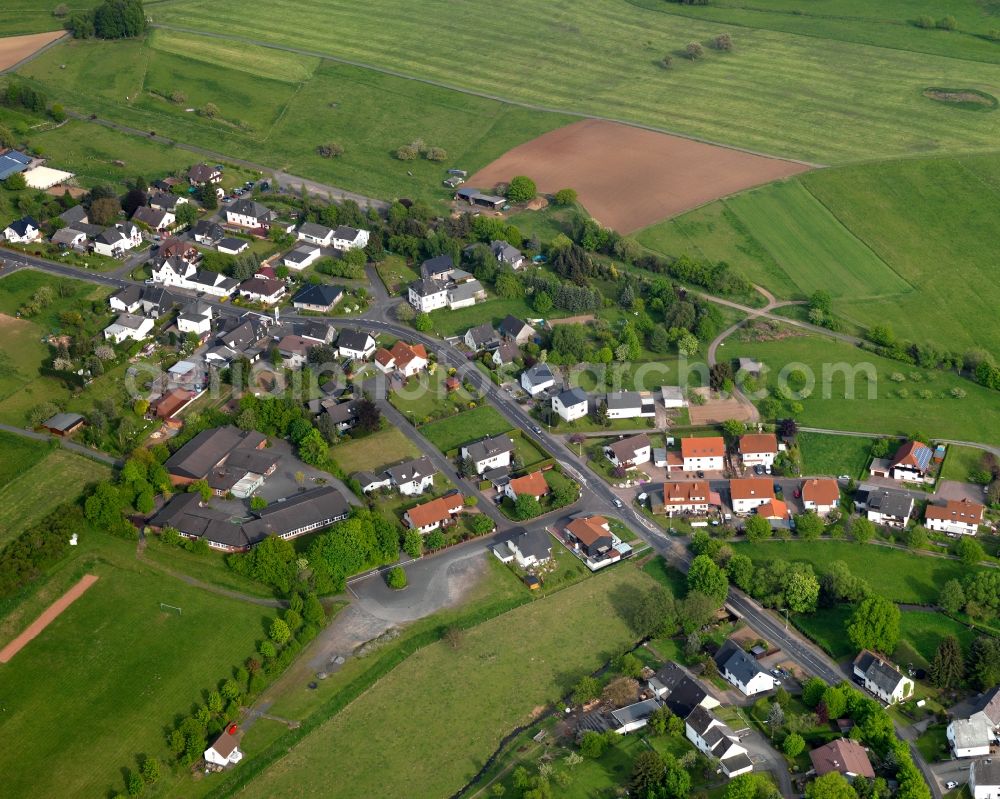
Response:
[0, 503, 81, 598]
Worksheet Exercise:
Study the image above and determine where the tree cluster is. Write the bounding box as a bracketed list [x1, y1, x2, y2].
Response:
[69, 0, 147, 39]
[306, 509, 400, 593]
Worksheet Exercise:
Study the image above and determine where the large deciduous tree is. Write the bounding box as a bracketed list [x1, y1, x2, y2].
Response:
[846, 595, 900, 654]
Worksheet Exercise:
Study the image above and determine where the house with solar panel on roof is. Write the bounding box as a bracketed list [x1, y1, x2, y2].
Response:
[869, 439, 935, 484]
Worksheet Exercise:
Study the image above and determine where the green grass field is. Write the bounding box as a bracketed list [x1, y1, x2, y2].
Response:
[732, 540, 971, 605]
[0, 2, 72, 34]
[0, 533, 269, 799]
[629, 0, 1000, 64]
[640, 153, 1000, 355]
[798, 431, 874, 478]
[18, 36, 573, 203]
[151, 0, 1000, 163]
[238, 563, 655, 799]
[732, 333, 1000, 446]
[330, 427, 420, 474]
[0, 448, 111, 548]
[0, 432, 51, 491]
[419, 405, 513, 452]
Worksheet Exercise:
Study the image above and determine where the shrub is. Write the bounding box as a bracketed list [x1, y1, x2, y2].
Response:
[395, 144, 419, 161]
[506, 175, 537, 203]
[317, 142, 344, 158]
[915, 15, 935, 29]
[936, 15, 956, 30]
[387, 566, 407, 589]
[713, 33, 733, 51]
[425, 146, 447, 162]
[685, 41, 704, 60]
[554, 188, 578, 206]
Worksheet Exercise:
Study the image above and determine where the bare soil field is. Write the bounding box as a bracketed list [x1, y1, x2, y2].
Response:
[469, 119, 811, 234]
[687, 388, 758, 425]
[0, 574, 98, 663]
[0, 31, 65, 71]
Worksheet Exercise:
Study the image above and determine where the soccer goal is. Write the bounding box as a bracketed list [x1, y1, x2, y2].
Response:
[159, 603, 182, 616]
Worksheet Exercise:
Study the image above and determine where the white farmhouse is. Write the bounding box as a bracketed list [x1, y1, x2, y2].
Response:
[552, 387, 588, 422]
[461, 434, 514, 475]
[104, 313, 154, 343]
[714, 640, 777, 696]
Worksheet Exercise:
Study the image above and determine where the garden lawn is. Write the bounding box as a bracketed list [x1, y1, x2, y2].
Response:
[940, 444, 989, 484]
[238, 563, 656, 799]
[330, 427, 420, 474]
[896, 609, 977, 669]
[0, 534, 270, 799]
[731, 540, 973, 605]
[388, 367, 474, 424]
[373, 255, 418, 296]
[153, 0, 1000, 163]
[18, 39, 573, 204]
[798, 431, 874, 478]
[427, 296, 548, 337]
[732, 334, 1000, 446]
[419, 405, 512, 453]
[793, 605, 855, 659]
[642, 555, 689, 597]
[0, 449, 110, 548]
[514, 434, 548, 468]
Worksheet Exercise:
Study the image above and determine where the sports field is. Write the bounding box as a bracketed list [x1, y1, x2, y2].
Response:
[150, 0, 1000, 163]
[0, 534, 268, 799]
[733, 333, 1000, 446]
[17, 36, 573, 202]
[0, 448, 111, 548]
[639, 153, 1000, 354]
[468, 119, 809, 233]
[239, 564, 654, 799]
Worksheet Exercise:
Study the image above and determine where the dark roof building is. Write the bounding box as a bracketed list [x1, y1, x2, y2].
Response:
[650, 663, 713, 718]
[293, 283, 344, 310]
[241, 487, 349, 544]
[164, 427, 266, 481]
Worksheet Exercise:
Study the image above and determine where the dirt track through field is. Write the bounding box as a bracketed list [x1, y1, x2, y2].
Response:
[0, 574, 99, 663]
[0, 31, 66, 72]
[468, 119, 811, 234]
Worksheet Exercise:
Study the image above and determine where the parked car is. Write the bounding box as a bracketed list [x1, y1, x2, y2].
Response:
[696, 471, 705, 478]
[613, 498, 623, 508]
[754, 465, 764, 475]
[793, 488, 801, 498]
[946, 782, 958, 790]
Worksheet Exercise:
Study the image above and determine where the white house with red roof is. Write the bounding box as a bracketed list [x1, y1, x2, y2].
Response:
[802, 478, 840, 516]
[870, 440, 934, 483]
[660, 481, 720, 516]
[738, 433, 778, 469]
[375, 340, 428, 377]
[681, 437, 725, 472]
[729, 478, 774, 515]
[925, 498, 984, 536]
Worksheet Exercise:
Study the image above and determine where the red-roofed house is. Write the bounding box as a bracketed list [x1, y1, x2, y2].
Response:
[729, 478, 774, 515]
[756, 498, 789, 521]
[375, 340, 428, 377]
[565, 515, 613, 558]
[925, 498, 984, 536]
[505, 470, 550, 501]
[809, 739, 874, 780]
[660, 481, 720, 516]
[738, 433, 778, 469]
[403, 493, 464, 533]
[871, 440, 934, 483]
[802, 478, 840, 516]
[681, 437, 725, 472]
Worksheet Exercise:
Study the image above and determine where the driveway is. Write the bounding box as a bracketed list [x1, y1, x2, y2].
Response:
[937, 480, 989, 503]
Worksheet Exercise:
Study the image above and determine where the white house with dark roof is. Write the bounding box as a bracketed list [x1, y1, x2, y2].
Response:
[176, 301, 213, 336]
[239, 277, 286, 305]
[499, 315, 535, 344]
[604, 434, 651, 468]
[385, 456, 436, 496]
[297, 222, 333, 246]
[217, 237, 249, 255]
[464, 322, 499, 352]
[493, 528, 551, 568]
[970, 759, 1000, 799]
[336, 329, 376, 361]
[293, 283, 344, 313]
[51, 227, 88, 249]
[3, 215, 40, 243]
[605, 391, 655, 419]
[283, 244, 321, 270]
[856, 487, 914, 528]
[226, 198, 273, 228]
[104, 313, 154, 343]
[520, 363, 555, 396]
[552, 387, 588, 422]
[852, 650, 913, 704]
[714, 640, 777, 696]
[132, 205, 174, 232]
[490, 239, 524, 268]
[205, 726, 243, 767]
[685, 705, 754, 778]
[461, 434, 514, 475]
[331, 225, 369, 251]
